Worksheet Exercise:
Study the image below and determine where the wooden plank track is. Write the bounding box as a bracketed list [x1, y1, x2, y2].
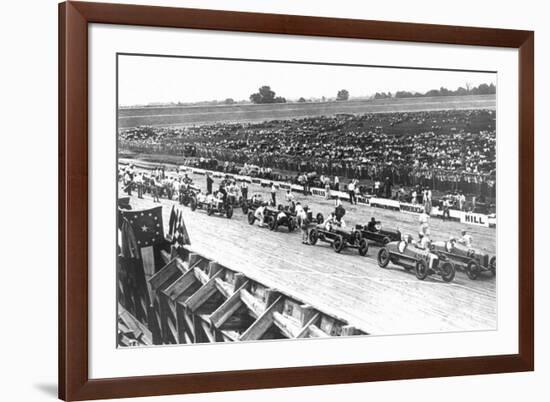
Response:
[124, 171, 496, 337]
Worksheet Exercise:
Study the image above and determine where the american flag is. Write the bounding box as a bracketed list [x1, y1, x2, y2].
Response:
[120, 206, 164, 247]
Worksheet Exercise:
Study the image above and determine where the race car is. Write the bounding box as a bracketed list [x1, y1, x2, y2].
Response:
[248, 206, 297, 232]
[179, 184, 200, 206]
[307, 223, 369, 256]
[241, 194, 265, 214]
[189, 193, 233, 218]
[377, 237, 456, 282]
[430, 239, 496, 279]
[355, 218, 401, 245]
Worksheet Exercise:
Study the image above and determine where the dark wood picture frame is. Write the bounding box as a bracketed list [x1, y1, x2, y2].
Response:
[59, 1, 534, 400]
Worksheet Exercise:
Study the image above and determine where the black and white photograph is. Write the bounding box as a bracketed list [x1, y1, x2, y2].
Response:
[116, 54, 497, 347]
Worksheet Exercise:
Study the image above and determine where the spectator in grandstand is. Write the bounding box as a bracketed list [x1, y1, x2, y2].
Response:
[334, 176, 340, 191]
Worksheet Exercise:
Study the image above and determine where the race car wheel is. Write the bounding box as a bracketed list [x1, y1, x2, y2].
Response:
[377, 248, 390, 267]
[466, 260, 480, 280]
[242, 204, 248, 214]
[415, 260, 429, 280]
[226, 205, 233, 219]
[247, 211, 256, 225]
[288, 218, 296, 232]
[269, 217, 278, 231]
[353, 230, 362, 245]
[189, 197, 197, 211]
[207, 205, 214, 216]
[489, 256, 496, 276]
[332, 235, 345, 253]
[316, 213, 324, 224]
[308, 228, 319, 245]
[440, 261, 456, 283]
[182, 196, 189, 206]
[358, 239, 369, 256]
[382, 236, 391, 245]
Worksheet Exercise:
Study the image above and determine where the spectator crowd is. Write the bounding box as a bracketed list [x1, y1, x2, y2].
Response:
[119, 109, 496, 204]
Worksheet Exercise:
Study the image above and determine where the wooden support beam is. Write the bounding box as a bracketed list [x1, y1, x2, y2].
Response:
[221, 330, 238, 342]
[176, 303, 195, 343]
[182, 270, 223, 312]
[160, 249, 171, 265]
[240, 288, 265, 318]
[200, 321, 216, 343]
[239, 296, 284, 341]
[194, 267, 210, 286]
[214, 278, 233, 299]
[161, 267, 197, 302]
[273, 312, 301, 339]
[188, 252, 203, 268]
[210, 280, 249, 328]
[296, 313, 320, 338]
[208, 261, 223, 278]
[299, 305, 318, 327]
[118, 304, 153, 345]
[340, 325, 361, 337]
[233, 272, 247, 291]
[148, 258, 184, 293]
[307, 324, 330, 338]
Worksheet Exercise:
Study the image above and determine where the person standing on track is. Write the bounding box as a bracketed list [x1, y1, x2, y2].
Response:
[206, 172, 213, 195]
[347, 179, 357, 205]
[298, 206, 310, 244]
[418, 210, 430, 238]
[270, 183, 277, 206]
[240, 180, 248, 202]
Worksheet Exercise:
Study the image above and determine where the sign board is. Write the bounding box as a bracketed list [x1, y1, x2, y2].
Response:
[460, 212, 490, 227]
[399, 202, 426, 215]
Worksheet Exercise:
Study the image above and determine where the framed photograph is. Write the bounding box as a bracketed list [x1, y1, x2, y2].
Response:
[59, 1, 534, 400]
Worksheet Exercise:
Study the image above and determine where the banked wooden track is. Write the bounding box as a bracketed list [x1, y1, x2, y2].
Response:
[119, 242, 365, 346]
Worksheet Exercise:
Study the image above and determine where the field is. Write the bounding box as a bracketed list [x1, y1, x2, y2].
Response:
[122, 168, 496, 335]
[119, 94, 496, 128]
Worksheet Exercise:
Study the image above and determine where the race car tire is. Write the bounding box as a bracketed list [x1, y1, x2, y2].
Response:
[226, 205, 233, 219]
[382, 236, 391, 245]
[189, 197, 197, 211]
[269, 216, 278, 231]
[353, 230, 362, 245]
[466, 260, 480, 280]
[415, 260, 429, 280]
[489, 256, 496, 276]
[247, 212, 256, 225]
[288, 218, 296, 232]
[242, 204, 248, 214]
[377, 248, 390, 267]
[358, 239, 369, 256]
[332, 235, 345, 253]
[316, 213, 324, 224]
[308, 228, 319, 245]
[207, 205, 214, 216]
[440, 261, 456, 283]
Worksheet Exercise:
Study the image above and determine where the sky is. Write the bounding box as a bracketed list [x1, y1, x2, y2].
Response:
[118, 55, 496, 106]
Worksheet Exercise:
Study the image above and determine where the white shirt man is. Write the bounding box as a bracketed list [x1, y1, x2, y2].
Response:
[285, 190, 294, 203]
[459, 230, 473, 248]
[255, 205, 266, 226]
